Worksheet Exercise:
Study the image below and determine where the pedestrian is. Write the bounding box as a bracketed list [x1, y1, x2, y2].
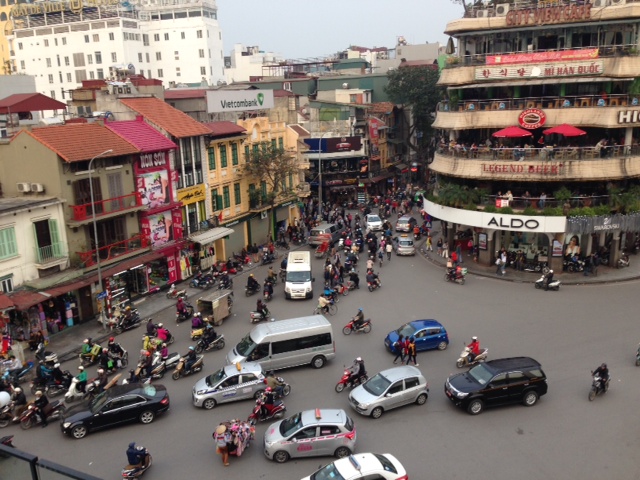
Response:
[426, 234, 433, 251]
[442, 241, 449, 258]
[252, 243, 260, 264]
[393, 335, 405, 364]
[214, 424, 231, 466]
[451, 250, 458, 267]
[456, 242, 463, 264]
[436, 238, 443, 256]
[405, 337, 418, 366]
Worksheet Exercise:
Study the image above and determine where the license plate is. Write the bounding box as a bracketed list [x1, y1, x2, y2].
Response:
[445, 390, 452, 398]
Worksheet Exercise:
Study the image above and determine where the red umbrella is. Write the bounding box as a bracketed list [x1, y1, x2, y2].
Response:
[492, 126, 533, 138]
[543, 124, 586, 137]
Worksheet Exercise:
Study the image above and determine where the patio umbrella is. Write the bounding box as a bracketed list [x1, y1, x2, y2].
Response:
[543, 124, 586, 137]
[492, 126, 533, 138]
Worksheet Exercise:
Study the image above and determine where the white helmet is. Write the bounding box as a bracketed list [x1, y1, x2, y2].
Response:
[549, 269, 554, 274]
[54, 363, 60, 368]
[472, 336, 478, 341]
[78, 365, 84, 371]
[14, 387, 22, 393]
[97, 368, 104, 374]
[158, 323, 163, 328]
[356, 357, 362, 363]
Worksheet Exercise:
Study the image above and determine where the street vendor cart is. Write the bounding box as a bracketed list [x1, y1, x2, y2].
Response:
[214, 419, 255, 458]
[196, 289, 234, 326]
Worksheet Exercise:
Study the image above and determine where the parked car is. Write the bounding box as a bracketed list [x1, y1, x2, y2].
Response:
[444, 356, 548, 415]
[365, 214, 383, 232]
[60, 384, 170, 439]
[395, 215, 417, 233]
[301, 453, 408, 480]
[192, 362, 265, 409]
[394, 235, 415, 256]
[348, 365, 428, 419]
[264, 409, 356, 463]
[384, 319, 449, 354]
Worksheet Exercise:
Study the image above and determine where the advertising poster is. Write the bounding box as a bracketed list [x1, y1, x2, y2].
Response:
[148, 212, 173, 248]
[478, 233, 487, 250]
[564, 233, 581, 257]
[171, 209, 184, 240]
[137, 170, 170, 209]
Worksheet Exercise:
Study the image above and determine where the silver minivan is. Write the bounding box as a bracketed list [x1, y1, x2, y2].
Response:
[226, 315, 335, 370]
[308, 223, 344, 247]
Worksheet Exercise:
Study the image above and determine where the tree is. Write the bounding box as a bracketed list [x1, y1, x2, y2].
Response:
[384, 65, 442, 162]
[244, 141, 300, 241]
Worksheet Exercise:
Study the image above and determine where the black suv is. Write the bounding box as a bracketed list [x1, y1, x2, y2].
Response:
[444, 357, 548, 415]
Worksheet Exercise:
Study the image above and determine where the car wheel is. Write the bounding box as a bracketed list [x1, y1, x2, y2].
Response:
[311, 355, 326, 369]
[467, 399, 484, 415]
[522, 390, 539, 407]
[254, 390, 265, 400]
[370, 407, 383, 419]
[71, 424, 87, 439]
[334, 446, 351, 458]
[415, 393, 428, 405]
[139, 411, 155, 424]
[273, 451, 290, 463]
[437, 341, 448, 351]
[203, 398, 217, 410]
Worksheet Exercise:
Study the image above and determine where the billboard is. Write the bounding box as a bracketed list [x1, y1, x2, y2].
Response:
[137, 170, 170, 209]
[304, 136, 363, 154]
[206, 90, 274, 113]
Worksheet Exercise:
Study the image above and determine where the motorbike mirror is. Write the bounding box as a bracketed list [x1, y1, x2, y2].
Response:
[312, 278, 315, 282]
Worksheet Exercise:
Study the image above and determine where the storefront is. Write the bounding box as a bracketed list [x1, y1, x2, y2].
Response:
[103, 250, 165, 310]
[249, 212, 270, 246]
[274, 201, 300, 237]
[177, 185, 207, 234]
[188, 227, 235, 271]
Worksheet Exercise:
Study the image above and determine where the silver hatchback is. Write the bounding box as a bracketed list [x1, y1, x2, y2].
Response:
[394, 235, 415, 256]
[192, 362, 265, 409]
[264, 409, 357, 463]
[348, 365, 428, 419]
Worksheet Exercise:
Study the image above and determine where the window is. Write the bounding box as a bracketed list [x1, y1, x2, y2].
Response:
[18, 42, 22, 50]
[143, 34, 149, 46]
[319, 426, 341, 436]
[73, 53, 85, 67]
[508, 372, 526, 384]
[93, 34, 99, 42]
[164, 32, 169, 40]
[138, 52, 143, 63]
[244, 145, 250, 162]
[157, 69, 163, 78]
[0, 227, 18, 260]
[234, 183, 241, 205]
[199, 48, 204, 58]
[19, 60, 24, 69]
[260, 181, 267, 199]
[231, 143, 238, 165]
[95, 51, 102, 64]
[44, 39, 49, 47]
[54, 38, 58, 46]
[109, 32, 114, 40]
[271, 139, 276, 150]
[288, 173, 293, 189]
[154, 33, 159, 42]
[350, 94, 357, 103]
[66, 72, 72, 82]
[97, 68, 104, 79]
[200, 66, 206, 75]
[271, 333, 331, 355]
[84, 34, 90, 43]
[145, 53, 149, 63]
[59, 72, 63, 82]
[278, 137, 284, 149]
[219, 376, 239, 388]
[490, 373, 508, 387]
[252, 144, 259, 155]
[223, 186, 230, 208]
[87, 54, 93, 65]
[219, 145, 227, 168]
[293, 427, 317, 440]
[50, 90, 56, 99]
[387, 381, 404, 395]
[211, 188, 219, 210]
[156, 52, 162, 61]
[0, 275, 13, 293]
[48, 74, 54, 84]
[197, 29, 202, 38]
[111, 52, 117, 62]
[207, 147, 216, 170]
[56, 55, 60, 67]
[405, 377, 420, 389]
[62, 37, 67, 45]
[181, 32, 185, 39]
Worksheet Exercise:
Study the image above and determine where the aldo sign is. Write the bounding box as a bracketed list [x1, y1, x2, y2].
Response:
[206, 90, 274, 113]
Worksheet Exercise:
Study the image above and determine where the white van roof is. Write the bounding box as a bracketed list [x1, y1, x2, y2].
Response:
[288, 251, 311, 263]
[250, 315, 331, 343]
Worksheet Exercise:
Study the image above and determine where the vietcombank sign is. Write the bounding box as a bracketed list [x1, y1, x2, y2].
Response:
[206, 90, 274, 113]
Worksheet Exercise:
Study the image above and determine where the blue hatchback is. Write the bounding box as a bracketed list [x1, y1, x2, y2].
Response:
[384, 320, 449, 353]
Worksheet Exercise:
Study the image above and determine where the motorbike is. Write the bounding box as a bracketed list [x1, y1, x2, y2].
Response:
[588, 372, 610, 401]
[279, 268, 287, 283]
[334, 283, 350, 296]
[275, 239, 290, 250]
[176, 303, 195, 324]
[261, 252, 277, 266]
[247, 396, 286, 425]
[35, 343, 58, 365]
[194, 334, 225, 353]
[45, 371, 73, 397]
[165, 284, 187, 300]
[563, 254, 584, 273]
[113, 313, 142, 335]
[335, 368, 368, 393]
[1, 435, 15, 448]
[65, 377, 100, 403]
[535, 275, 561, 291]
[79, 344, 102, 367]
[1, 361, 35, 386]
[636, 344, 640, 367]
[233, 252, 252, 265]
[323, 287, 340, 304]
[444, 268, 466, 285]
[190, 274, 214, 289]
[245, 284, 260, 297]
[618, 253, 630, 268]
[19, 400, 65, 429]
[456, 346, 489, 368]
[264, 378, 291, 400]
[147, 351, 181, 380]
[171, 354, 204, 380]
[0, 402, 14, 428]
[367, 279, 381, 292]
[250, 308, 272, 324]
[122, 448, 152, 479]
[218, 277, 233, 290]
[342, 318, 372, 335]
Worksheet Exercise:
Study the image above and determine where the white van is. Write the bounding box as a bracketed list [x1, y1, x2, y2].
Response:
[226, 315, 335, 370]
[284, 251, 313, 300]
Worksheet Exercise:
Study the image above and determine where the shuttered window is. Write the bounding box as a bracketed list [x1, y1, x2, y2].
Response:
[0, 227, 18, 260]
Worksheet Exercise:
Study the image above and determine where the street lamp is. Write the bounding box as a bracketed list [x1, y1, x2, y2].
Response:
[89, 149, 113, 331]
[318, 132, 329, 208]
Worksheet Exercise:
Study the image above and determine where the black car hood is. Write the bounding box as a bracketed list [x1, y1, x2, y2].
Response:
[448, 372, 481, 394]
[62, 400, 96, 424]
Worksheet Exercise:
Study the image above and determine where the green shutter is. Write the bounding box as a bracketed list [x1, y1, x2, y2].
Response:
[244, 145, 250, 162]
[223, 186, 230, 208]
[234, 183, 241, 204]
[208, 148, 216, 170]
[278, 137, 284, 149]
[271, 139, 276, 150]
[48, 218, 63, 257]
[220, 145, 228, 168]
[211, 188, 218, 210]
[289, 173, 293, 189]
[31, 224, 41, 262]
[232, 143, 239, 165]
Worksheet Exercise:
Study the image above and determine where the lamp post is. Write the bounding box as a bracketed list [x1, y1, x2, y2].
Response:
[89, 149, 113, 331]
[318, 132, 329, 209]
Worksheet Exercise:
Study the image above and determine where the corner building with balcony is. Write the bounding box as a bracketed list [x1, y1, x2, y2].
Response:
[431, 0, 640, 271]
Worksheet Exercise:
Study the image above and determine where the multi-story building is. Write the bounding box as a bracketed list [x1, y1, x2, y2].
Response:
[6, 0, 224, 98]
[224, 44, 284, 84]
[432, 0, 640, 271]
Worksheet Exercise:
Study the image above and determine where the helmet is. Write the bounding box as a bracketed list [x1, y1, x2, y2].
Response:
[126, 306, 131, 311]
[356, 357, 362, 363]
[601, 363, 607, 369]
[103, 348, 108, 353]
[189, 346, 195, 351]
[35, 391, 43, 397]
[97, 369, 104, 374]
[54, 363, 60, 368]
[249, 273, 254, 277]
[78, 366, 84, 371]
[145, 351, 151, 357]
[109, 337, 115, 342]
[158, 323, 163, 328]
[83, 338, 89, 344]
[265, 387, 272, 393]
[358, 308, 363, 312]
[128, 442, 136, 449]
[14, 387, 22, 393]
[472, 336, 477, 341]
[162, 343, 167, 348]
[549, 269, 554, 274]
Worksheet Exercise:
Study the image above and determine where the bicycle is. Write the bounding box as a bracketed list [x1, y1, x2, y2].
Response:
[313, 303, 337, 316]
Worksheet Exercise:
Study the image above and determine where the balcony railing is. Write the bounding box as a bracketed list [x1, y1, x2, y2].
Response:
[34, 243, 67, 264]
[77, 234, 150, 268]
[462, 0, 617, 19]
[69, 192, 142, 222]
[480, 194, 610, 210]
[437, 145, 640, 161]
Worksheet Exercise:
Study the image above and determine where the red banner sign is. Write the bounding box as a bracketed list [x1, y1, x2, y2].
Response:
[487, 48, 599, 66]
[518, 109, 546, 130]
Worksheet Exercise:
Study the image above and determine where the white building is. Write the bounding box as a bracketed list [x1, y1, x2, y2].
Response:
[224, 44, 284, 84]
[7, 0, 224, 100]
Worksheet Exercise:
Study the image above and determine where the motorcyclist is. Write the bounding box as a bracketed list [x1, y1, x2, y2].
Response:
[159, 343, 169, 361]
[467, 336, 481, 362]
[349, 357, 366, 385]
[76, 365, 87, 392]
[33, 390, 49, 428]
[348, 269, 360, 289]
[176, 297, 188, 316]
[146, 317, 157, 336]
[5, 355, 22, 379]
[156, 323, 171, 343]
[141, 351, 153, 378]
[202, 324, 218, 346]
[366, 270, 380, 287]
[353, 308, 365, 331]
[280, 257, 288, 271]
[51, 363, 65, 384]
[184, 346, 197, 373]
[126, 442, 148, 467]
[265, 371, 285, 398]
[263, 278, 274, 298]
[123, 306, 135, 327]
[96, 368, 109, 393]
[247, 273, 259, 292]
[192, 312, 204, 329]
[260, 387, 276, 419]
[11, 387, 28, 421]
[593, 363, 610, 392]
[98, 348, 113, 371]
[108, 337, 125, 368]
[543, 269, 554, 290]
[256, 299, 269, 320]
[81, 338, 94, 360]
[267, 266, 277, 284]
[219, 272, 231, 289]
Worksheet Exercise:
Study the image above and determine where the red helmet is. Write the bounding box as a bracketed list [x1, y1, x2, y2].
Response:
[265, 387, 272, 393]
[109, 337, 115, 342]
[145, 351, 151, 357]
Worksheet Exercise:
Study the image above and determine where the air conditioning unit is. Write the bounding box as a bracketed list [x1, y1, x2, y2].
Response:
[610, 0, 626, 5]
[260, 211, 268, 220]
[496, 3, 510, 16]
[17, 182, 31, 192]
[31, 183, 45, 192]
[592, 0, 608, 6]
[476, 9, 489, 18]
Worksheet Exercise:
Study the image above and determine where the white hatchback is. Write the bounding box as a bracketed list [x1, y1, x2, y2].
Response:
[365, 214, 383, 232]
[301, 453, 408, 480]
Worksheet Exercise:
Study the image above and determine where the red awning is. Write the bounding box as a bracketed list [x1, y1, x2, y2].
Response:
[45, 275, 97, 298]
[102, 251, 165, 277]
[0, 93, 67, 114]
[0, 294, 15, 311]
[492, 126, 533, 138]
[8, 291, 51, 311]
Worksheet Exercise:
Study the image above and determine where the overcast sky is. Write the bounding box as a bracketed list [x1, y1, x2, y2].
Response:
[217, 0, 463, 60]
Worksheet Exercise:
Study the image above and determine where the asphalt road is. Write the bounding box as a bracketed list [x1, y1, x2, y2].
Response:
[10, 239, 640, 480]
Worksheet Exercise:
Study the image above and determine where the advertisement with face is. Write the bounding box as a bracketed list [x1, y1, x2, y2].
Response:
[137, 170, 170, 209]
[141, 213, 174, 248]
[564, 233, 581, 257]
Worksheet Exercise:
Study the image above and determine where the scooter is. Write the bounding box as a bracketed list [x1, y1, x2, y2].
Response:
[0, 402, 14, 428]
[342, 318, 372, 335]
[534, 275, 561, 291]
[65, 377, 100, 403]
[247, 397, 286, 425]
[165, 284, 188, 300]
[113, 313, 142, 335]
[263, 285, 273, 302]
[245, 284, 260, 297]
[147, 351, 181, 380]
[194, 334, 225, 354]
[444, 268, 466, 285]
[636, 344, 640, 367]
[171, 355, 204, 380]
[588, 372, 610, 401]
[335, 368, 367, 393]
[35, 343, 58, 365]
[264, 378, 292, 400]
[122, 448, 152, 479]
[176, 303, 195, 324]
[456, 346, 489, 368]
[1, 361, 35, 385]
[79, 344, 102, 367]
[19, 400, 65, 429]
[275, 239, 290, 250]
[46, 371, 73, 397]
[367, 279, 381, 292]
[250, 309, 272, 324]
[618, 254, 630, 268]
[261, 252, 277, 266]
[334, 283, 350, 296]
[218, 277, 233, 290]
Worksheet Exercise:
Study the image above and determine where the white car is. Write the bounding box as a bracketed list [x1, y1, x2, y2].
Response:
[301, 453, 408, 480]
[365, 214, 383, 232]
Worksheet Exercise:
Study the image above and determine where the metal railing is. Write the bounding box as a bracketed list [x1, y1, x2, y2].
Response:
[481, 194, 610, 209]
[76, 233, 149, 267]
[462, 0, 638, 18]
[34, 242, 67, 263]
[69, 192, 142, 221]
[437, 145, 640, 160]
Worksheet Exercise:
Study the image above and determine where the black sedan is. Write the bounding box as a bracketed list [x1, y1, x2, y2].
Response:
[60, 383, 170, 439]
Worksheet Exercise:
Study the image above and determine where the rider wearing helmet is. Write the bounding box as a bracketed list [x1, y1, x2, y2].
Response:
[76, 365, 87, 392]
[156, 323, 170, 343]
[353, 308, 365, 331]
[467, 336, 481, 362]
[350, 357, 366, 385]
[96, 368, 109, 393]
[593, 362, 610, 391]
[146, 317, 157, 336]
[11, 386, 28, 420]
[184, 346, 197, 372]
[159, 343, 169, 360]
[126, 442, 148, 468]
[260, 387, 276, 419]
[33, 390, 49, 427]
[247, 273, 259, 291]
[265, 371, 285, 398]
[544, 269, 554, 290]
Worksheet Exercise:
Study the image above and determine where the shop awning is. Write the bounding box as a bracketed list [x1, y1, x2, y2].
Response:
[189, 227, 234, 245]
[45, 275, 97, 298]
[0, 294, 15, 311]
[103, 251, 165, 278]
[362, 173, 394, 184]
[8, 291, 51, 311]
[457, 76, 632, 90]
[395, 163, 408, 170]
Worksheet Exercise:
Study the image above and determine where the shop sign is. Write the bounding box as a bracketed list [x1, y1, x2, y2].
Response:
[137, 170, 170, 209]
[177, 185, 205, 204]
[280, 201, 292, 207]
[505, 3, 592, 27]
[167, 255, 178, 284]
[171, 209, 183, 240]
[344, 178, 358, 185]
[206, 90, 274, 113]
[593, 217, 621, 232]
[11, 0, 119, 17]
[326, 180, 343, 186]
[518, 109, 546, 129]
[475, 60, 603, 81]
[487, 216, 540, 230]
[487, 48, 599, 66]
[139, 152, 167, 169]
[481, 163, 563, 175]
[617, 110, 640, 124]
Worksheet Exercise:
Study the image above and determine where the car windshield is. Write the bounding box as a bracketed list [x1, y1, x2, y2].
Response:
[399, 240, 413, 247]
[468, 363, 494, 385]
[90, 391, 109, 414]
[279, 412, 304, 437]
[286, 271, 311, 282]
[206, 368, 227, 387]
[235, 333, 257, 357]
[311, 463, 346, 480]
[363, 373, 391, 396]
[310, 229, 324, 237]
[396, 322, 417, 338]
[368, 215, 381, 223]
[374, 454, 398, 473]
